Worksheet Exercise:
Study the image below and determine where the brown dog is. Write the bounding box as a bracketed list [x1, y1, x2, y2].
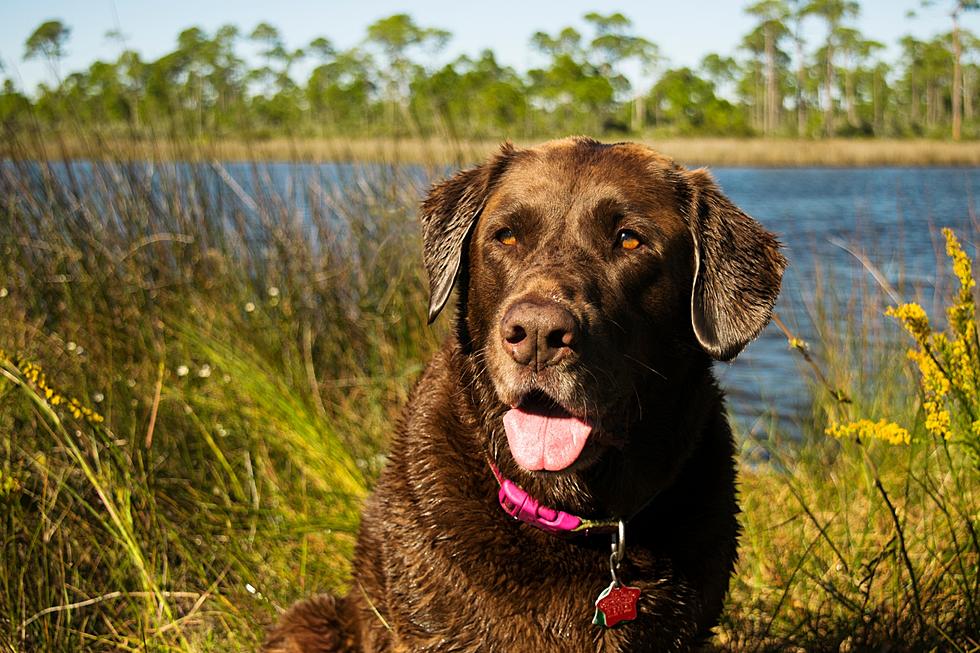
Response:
[264, 137, 785, 652]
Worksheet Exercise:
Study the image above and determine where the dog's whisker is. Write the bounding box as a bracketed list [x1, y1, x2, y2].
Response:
[632, 381, 643, 423]
[606, 317, 628, 335]
[623, 354, 668, 381]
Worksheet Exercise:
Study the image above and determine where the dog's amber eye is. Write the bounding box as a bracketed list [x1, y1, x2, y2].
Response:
[495, 228, 517, 246]
[617, 229, 642, 250]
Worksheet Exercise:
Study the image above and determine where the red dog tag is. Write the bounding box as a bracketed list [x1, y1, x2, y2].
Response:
[592, 582, 640, 627]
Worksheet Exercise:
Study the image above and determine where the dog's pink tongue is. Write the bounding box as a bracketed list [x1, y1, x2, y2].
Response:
[503, 407, 592, 471]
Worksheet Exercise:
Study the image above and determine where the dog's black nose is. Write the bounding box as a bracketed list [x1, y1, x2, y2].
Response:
[500, 300, 578, 369]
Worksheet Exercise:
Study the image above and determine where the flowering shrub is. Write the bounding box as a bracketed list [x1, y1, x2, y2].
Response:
[827, 228, 980, 464]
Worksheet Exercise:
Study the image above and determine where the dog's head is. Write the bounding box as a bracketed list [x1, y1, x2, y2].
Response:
[420, 138, 785, 508]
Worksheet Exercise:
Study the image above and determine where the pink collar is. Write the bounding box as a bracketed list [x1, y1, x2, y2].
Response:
[487, 459, 620, 536]
[488, 458, 646, 630]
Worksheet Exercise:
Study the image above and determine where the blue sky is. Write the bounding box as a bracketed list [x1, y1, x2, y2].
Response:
[2, 0, 978, 94]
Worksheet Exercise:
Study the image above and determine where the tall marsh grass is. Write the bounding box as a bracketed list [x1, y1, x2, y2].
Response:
[0, 142, 441, 650]
[1, 135, 978, 651]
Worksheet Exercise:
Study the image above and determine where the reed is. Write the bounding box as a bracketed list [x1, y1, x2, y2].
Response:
[0, 144, 439, 650]
[5, 133, 980, 167]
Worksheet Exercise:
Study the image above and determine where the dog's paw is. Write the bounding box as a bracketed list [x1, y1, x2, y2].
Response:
[263, 594, 356, 653]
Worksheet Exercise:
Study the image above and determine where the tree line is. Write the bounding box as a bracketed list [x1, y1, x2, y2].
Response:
[2, 1, 978, 141]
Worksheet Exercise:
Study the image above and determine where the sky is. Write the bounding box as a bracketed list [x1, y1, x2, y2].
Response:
[2, 0, 979, 94]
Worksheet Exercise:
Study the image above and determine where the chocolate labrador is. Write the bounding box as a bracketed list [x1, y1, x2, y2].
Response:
[265, 137, 785, 652]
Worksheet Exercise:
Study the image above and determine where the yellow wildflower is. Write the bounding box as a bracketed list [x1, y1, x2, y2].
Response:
[944, 228, 975, 293]
[906, 348, 953, 439]
[923, 400, 952, 439]
[943, 228, 977, 336]
[7, 354, 104, 425]
[948, 301, 974, 338]
[946, 334, 977, 402]
[787, 337, 809, 352]
[907, 349, 950, 398]
[886, 303, 931, 346]
[826, 419, 912, 446]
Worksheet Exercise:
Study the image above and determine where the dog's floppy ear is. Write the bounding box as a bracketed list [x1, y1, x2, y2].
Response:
[685, 168, 786, 361]
[420, 142, 517, 323]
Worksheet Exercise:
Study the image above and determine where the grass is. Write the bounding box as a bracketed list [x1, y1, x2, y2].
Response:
[5, 132, 980, 167]
[0, 149, 439, 650]
[0, 134, 978, 651]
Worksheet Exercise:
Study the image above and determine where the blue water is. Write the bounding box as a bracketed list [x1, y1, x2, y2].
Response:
[710, 167, 979, 440]
[6, 160, 980, 440]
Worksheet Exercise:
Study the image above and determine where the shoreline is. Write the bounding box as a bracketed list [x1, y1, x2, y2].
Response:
[5, 135, 980, 167]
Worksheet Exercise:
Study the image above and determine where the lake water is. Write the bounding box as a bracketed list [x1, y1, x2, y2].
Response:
[7, 161, 980, 442]
[709, 167, 980, 442]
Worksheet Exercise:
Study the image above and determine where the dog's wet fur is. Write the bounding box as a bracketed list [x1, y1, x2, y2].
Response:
[264, 137, 786, 652]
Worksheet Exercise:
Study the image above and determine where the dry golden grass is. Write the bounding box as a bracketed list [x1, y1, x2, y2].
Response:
[10, 134, 980, 166]
[651, 137, 980, 167]
[3, 135, 498, 166]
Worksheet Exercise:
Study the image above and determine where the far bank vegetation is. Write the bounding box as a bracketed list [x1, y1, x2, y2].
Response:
[3, 1, 980, 154]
